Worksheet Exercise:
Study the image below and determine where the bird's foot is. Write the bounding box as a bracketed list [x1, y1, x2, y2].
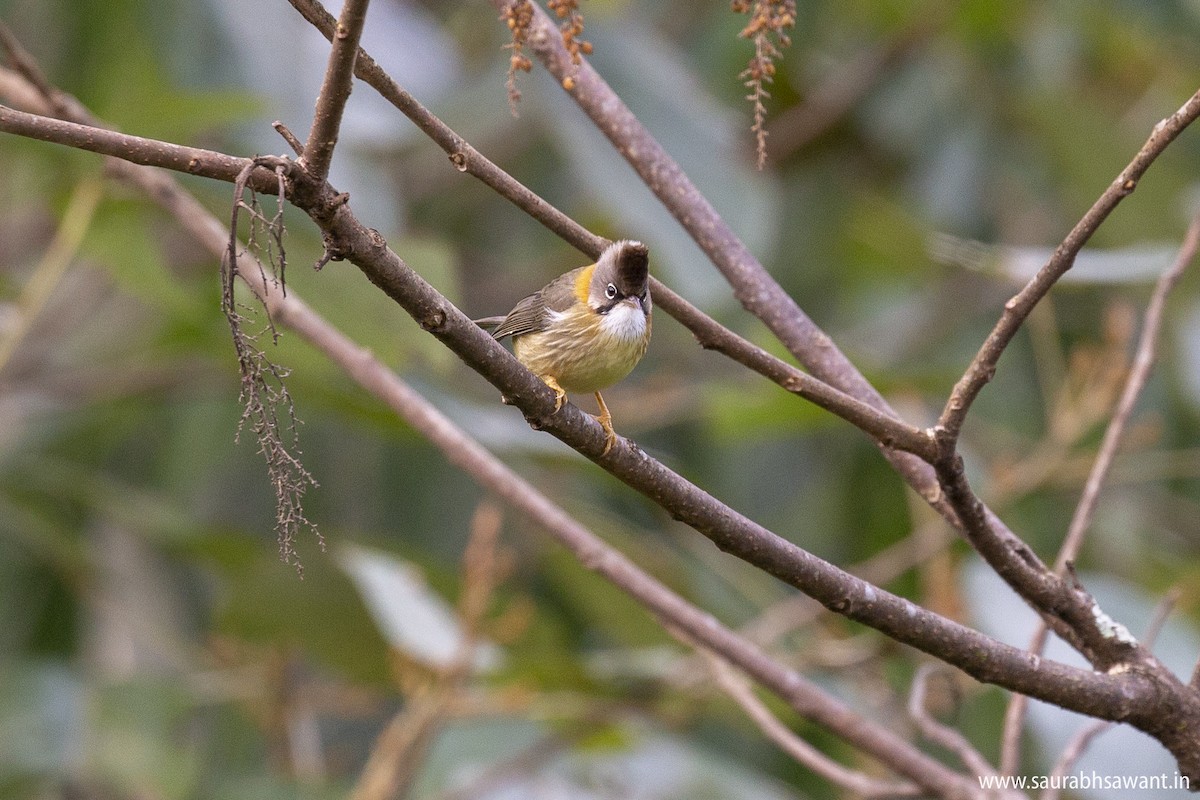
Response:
[542, 375, 567, 413]
[594, 391, 617, 456]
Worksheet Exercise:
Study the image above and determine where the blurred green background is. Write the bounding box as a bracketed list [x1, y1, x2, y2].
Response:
[2, 0, 1200, 797]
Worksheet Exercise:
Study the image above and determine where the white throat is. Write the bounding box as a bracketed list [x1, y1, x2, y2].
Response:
[598, 301, 648, 342]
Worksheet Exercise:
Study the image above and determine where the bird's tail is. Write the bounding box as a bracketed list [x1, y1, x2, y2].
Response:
[472, 316, 507, 330]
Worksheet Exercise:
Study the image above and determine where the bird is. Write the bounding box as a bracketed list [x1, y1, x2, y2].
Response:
[475, 240, 652, 455]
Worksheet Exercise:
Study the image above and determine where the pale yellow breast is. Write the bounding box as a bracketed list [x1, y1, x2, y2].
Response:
[514, 302, 650, 394]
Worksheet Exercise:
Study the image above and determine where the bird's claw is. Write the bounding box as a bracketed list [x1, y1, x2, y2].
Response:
[598, 419, 618, 456]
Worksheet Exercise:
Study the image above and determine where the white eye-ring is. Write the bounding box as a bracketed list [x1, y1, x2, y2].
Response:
[604, 283, 618, 300]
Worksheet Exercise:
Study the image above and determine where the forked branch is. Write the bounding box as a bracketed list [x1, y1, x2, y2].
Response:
[285, 0, 937, 461]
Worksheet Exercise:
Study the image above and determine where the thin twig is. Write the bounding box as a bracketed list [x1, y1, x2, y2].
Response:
[701, 649, 923, 798]
[274, 120, 305, 155]
[999, 215, 1200, 771]
[1058, 210, 1200, 571]
[0, 103, 283, 192]
[908, 665, 998, 780]
[0, 22, 85, 119]
[351, 501, 505, 800]
[1142, 588, 1180, 651]
[0, 177, 103, 374]
[300, 0, 371, 182]
[651, 281, 937, 459]
[936, 90, 1200, 448]
[1039, 719, 1110, 800]
[998, 677, 1035, 777]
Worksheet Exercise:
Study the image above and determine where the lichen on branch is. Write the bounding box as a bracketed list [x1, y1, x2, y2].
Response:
[222, 162, 322, 571]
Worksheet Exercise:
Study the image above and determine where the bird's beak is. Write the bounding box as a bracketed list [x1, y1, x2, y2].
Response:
[624, 295, 646, 313]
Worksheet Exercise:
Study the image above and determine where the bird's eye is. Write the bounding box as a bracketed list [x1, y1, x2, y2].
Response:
[604, 283, 618, 300]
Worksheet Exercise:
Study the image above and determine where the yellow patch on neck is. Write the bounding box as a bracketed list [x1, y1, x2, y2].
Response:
[574, 264, 595, 305]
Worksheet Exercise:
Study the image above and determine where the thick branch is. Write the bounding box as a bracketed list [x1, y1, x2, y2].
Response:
[278, 298, 977, 798]
[934, 457, 1163, 670]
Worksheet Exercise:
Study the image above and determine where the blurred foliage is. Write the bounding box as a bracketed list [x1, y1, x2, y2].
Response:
[2, 0, 1200, 797]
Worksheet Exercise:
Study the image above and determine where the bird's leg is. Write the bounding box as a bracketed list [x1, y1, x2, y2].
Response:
[541, 375, 567, 412]
[593, 391, 617, 455]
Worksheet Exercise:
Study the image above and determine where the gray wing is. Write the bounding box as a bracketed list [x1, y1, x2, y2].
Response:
[489, 292, 548, 339]
[488, 267, 585, 339]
